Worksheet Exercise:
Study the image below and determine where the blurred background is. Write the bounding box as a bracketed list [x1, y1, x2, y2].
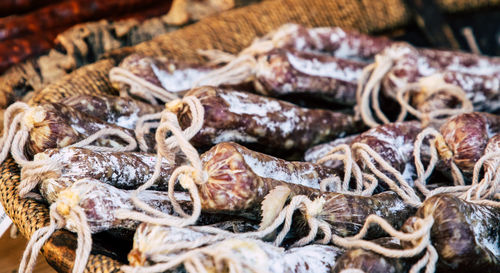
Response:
[0, 0, 499, 272]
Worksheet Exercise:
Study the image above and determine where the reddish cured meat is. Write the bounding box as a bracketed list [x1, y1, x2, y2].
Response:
[112, 53, 218, 96]
[351, 121, 423, 176]
[315, 191, 415, 238]
[439, 112, 500, 175]
[197, 142, 414, 238]
[381, 43, 500, 94]
[402, 194, 500, 272]
[379, 43, 500, 113]
[179, 87, 364, 152]
[22, 103, 140, 156]
[61, 94, 163, 129]
[51, 179, 227, 234]
[31, 147, 182, 203]
[53, 179, 191, 233]
[259, 24, 393, 61]
[306, 121, 426, 188]
[198, 142, 335, 213]
[0, 102, 152, 169]
[254, 49, 366, 105]
[111, 24, 392, 105]
[415, 71, 500, 113]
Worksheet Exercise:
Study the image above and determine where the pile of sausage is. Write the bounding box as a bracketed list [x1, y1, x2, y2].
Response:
[1, 23, 499, 273]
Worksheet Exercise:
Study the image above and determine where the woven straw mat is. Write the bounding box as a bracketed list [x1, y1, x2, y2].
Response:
[1, 0, 500, 272]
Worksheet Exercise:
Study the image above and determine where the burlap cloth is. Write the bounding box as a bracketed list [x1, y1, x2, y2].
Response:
[1, 0, 499, 272]
[0, 0, 260, 109]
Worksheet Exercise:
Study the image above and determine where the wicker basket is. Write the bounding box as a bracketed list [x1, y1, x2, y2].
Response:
[1, 0, 500, 272]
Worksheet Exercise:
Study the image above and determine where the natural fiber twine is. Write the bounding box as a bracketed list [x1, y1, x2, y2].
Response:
[30, 0, 411, 105]
[0, 158, 123, 272]
[1, 0, 500, 272]
[0, 0, 258, 109]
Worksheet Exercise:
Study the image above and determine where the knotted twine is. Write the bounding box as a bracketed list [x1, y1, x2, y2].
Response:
[109, 67, 180, 105]
[356, 46, 473, 128]
[114, 95, 207, 228]
[414, 127, 500, 206]
[123, 238, 273, 273]
[395, 74, 473, 127]
[194, 23, 304, 87]
[109, 23, 311, 104]
[18, 182, 93, 273]
[316, 140, 422, 207]
[316, 144, 378, 196]
[108, 94, 450, 273]
[0, 102, 138, 197]
[125, 189, 438, 273]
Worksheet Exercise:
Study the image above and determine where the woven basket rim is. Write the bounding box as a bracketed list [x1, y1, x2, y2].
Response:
[2, 0, 500, 272]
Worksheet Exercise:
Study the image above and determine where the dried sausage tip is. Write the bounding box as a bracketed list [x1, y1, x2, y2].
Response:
[20, 147, 181, 201]
[0, 102, 138, 169]
[357, 42, 500, 127]
[19, 179, 193, 273]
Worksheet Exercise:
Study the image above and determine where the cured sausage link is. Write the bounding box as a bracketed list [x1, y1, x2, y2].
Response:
[26, 147, 181, 203]
[198, 142, 335, 213]
[254, 49, 366, 105]
[401, 194, 500, 273]
[61, 94, 163, 129]
[127, 224, 344, 273]
[180, 87, 364, 151]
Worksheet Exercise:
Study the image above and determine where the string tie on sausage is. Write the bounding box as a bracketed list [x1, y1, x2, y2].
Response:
[1, 101, 139, 181]
[113, 24, 298, 102]
[116, 96, 206, 228]
[129, 224, 239, 267]
[254, 194, 331, 247]
[135, 112, 162, 152]
[414, 127, 500, 205]
[396, 74, 473, 127]
[109, 66, 180, 105]
[0, 102, 32, 166]
[462, 150, 500, 205]
[18, 156, 62, 198]
[317, 144, 364, 194]
[331, 214, 437, 273]
[194, 24, 303, 87]
[357, 44, 473, 128]
[19, 183, 93, 273]
[356, 47, 402, 127]
[413, 128, 469, 198]
[16, 125, 138, 198]
[318, 151, 381, 196]
[198, 23, 301, 65]
[123, 238, 272, 273]
[194, 54, 258, 87]
[351, 142, 422, 206]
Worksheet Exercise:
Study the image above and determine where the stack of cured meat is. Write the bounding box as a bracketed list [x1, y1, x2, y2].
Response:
[1, 23, 499, 273]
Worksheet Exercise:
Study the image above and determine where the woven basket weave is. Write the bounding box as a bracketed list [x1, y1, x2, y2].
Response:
[2, 0, 500, 272]
[0, 0, 261, 109]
